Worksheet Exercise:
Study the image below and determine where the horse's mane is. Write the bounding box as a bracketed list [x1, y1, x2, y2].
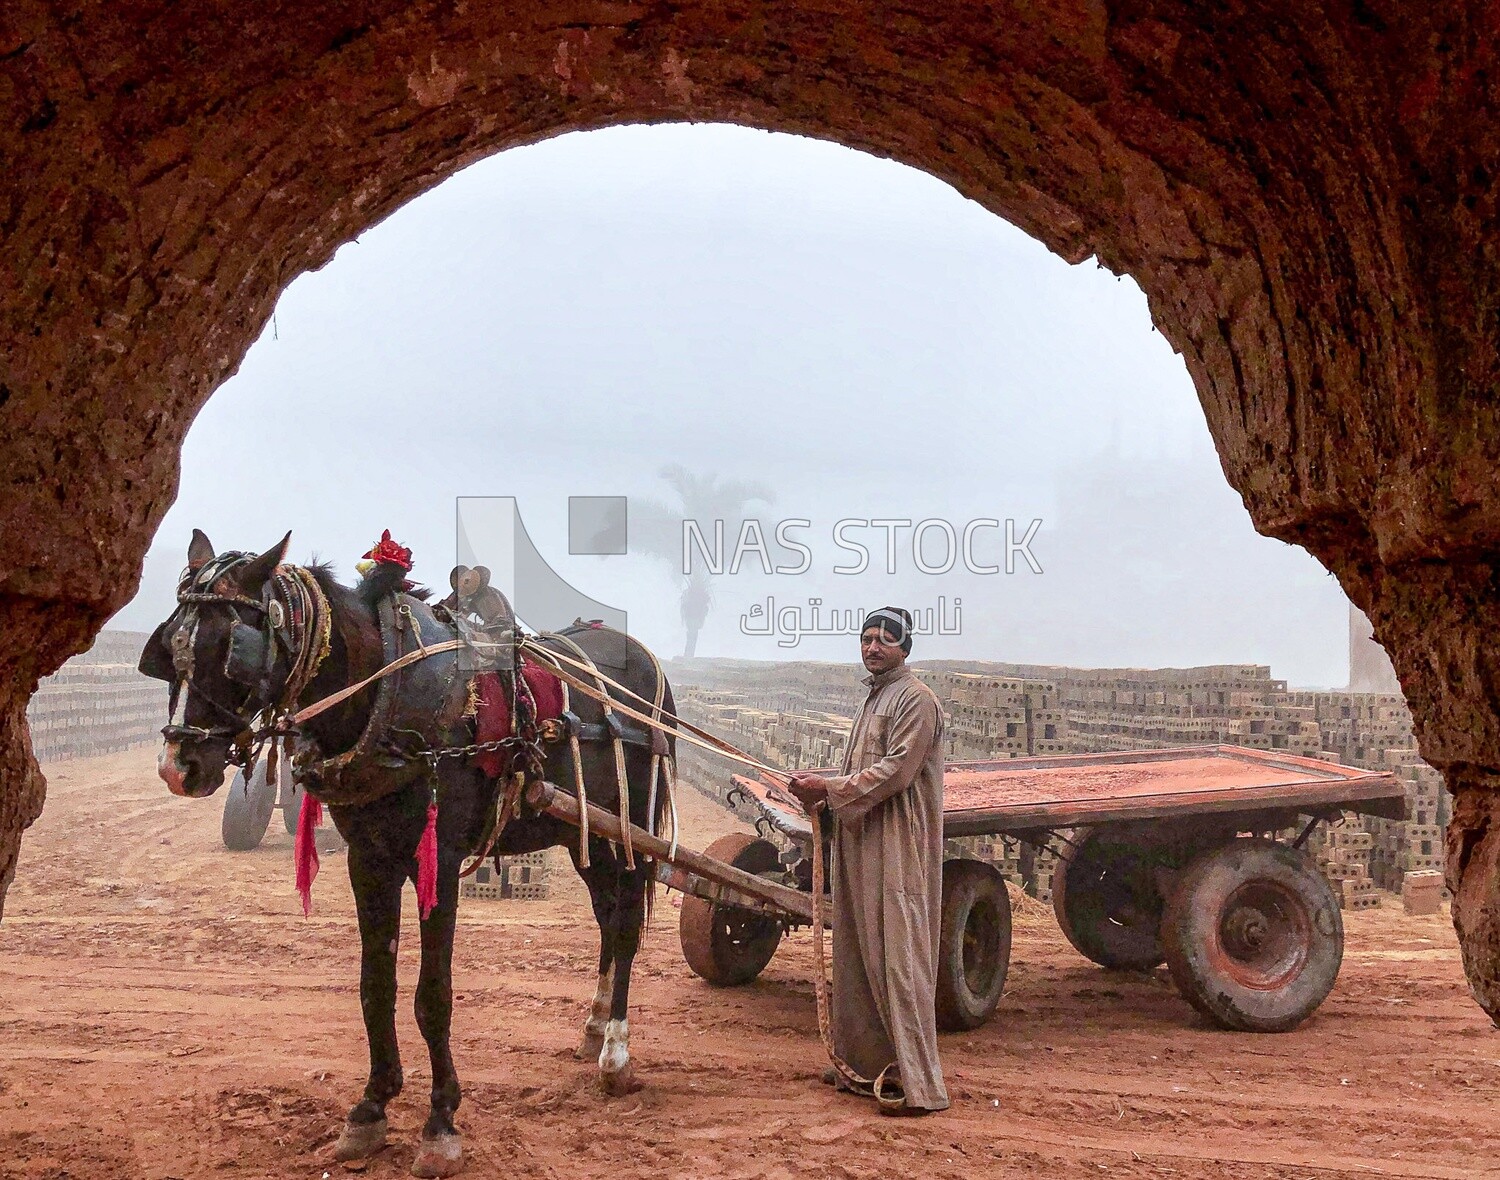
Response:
[302, 559, 432, 612]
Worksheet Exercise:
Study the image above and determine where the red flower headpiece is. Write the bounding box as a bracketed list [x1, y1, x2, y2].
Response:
[363, 529, 413, 572]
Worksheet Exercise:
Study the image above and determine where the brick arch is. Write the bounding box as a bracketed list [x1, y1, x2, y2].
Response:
[7, 2, 1500, 1012]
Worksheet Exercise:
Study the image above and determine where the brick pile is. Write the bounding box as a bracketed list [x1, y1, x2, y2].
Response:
[1307, 823, 1380, 910]
[459, 851, 549, 901]
[1402, 870, 1444, 916]
[27, 630, 164, 763]
[918, 671, 1065, 759]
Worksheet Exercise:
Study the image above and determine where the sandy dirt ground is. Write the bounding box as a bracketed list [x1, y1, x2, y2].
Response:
[2, 748, 1499, 1180]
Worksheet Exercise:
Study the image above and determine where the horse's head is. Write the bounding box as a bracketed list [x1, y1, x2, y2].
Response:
[140, 529, 293, 798]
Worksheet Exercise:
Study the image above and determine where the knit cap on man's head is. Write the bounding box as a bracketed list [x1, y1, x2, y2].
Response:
[862, 606, 914, 655]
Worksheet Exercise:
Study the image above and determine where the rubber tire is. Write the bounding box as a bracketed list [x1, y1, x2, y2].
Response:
[1052, 828, 1167, 970]
[936, 859, 1012, 1032]
[221, 762, 276, 851]
[679, 833, 785, 986]
[282, 776, 346, 851]
[282, 774, 301, 835]
[1162, 838, 1343, 1033]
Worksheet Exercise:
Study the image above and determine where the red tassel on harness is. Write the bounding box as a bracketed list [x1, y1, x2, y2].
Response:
[295, 792, 323, 917]
[416, 800, 438, 920]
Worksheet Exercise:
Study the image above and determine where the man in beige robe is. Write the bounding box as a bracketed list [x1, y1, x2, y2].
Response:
[788, 607, 950, 1115]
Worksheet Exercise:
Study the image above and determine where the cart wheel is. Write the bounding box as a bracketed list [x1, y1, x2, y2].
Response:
[1162, 838, 1343, 1033]
[1052, 828, 1167, 970]
[936, 860, 1012, 1031]
[221, 762, 276, 851]
[679, 833, 785, 986]
[282, 777, 346, 851]
[282, 774, 301, 835]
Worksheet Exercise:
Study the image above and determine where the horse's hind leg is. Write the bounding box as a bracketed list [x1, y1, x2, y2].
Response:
[573, 847, 618, 1061]
[334, 842, 405, 1162]
[598, 862, 650, 1096]
[411, 859, 464, 1179]
[578, 954, 615, 1062]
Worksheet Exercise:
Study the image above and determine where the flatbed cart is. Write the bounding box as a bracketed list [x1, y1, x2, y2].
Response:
[523, 745, 1404, 1034]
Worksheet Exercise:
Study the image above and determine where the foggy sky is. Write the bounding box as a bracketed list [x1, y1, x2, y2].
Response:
[113, 123, 1352, 687]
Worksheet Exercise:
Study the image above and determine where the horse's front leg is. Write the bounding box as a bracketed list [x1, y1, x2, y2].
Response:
[334, 839, 406, 1162]
[598, 863, 649, 1096]
[410, 851, 464, 1179]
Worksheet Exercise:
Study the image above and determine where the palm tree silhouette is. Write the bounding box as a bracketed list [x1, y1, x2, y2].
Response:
[628, 465, 774, 657]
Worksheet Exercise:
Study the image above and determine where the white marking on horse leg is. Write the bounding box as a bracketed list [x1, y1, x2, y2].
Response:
[588, 971, 613, 1031]
[598, 1017, 629, 1075]
[597, 1015, 640, 1095]
[575, 968, 613, 1059]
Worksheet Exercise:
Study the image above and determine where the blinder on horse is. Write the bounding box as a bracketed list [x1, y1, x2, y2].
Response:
[139, 552, 298, 762]
[225, 617, 273, 689]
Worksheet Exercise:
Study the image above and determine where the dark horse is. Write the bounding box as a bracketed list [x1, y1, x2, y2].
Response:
[140, 531, 674, 1178]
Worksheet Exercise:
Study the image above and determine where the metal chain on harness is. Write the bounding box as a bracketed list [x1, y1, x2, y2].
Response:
[396, 656, 549, 879]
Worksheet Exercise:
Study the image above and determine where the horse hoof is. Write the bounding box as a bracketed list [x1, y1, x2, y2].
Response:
[333, 1116, 388, 1161]
[574, 1032, 605, 1060]
[411, 1132, 463, 1178]
[599, 1063, 642, 1097]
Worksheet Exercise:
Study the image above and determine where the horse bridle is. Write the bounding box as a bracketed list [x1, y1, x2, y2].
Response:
[152, 553, 331, 768]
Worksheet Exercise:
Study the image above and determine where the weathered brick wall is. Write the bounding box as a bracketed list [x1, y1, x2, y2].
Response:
[26, 631, 163, 764]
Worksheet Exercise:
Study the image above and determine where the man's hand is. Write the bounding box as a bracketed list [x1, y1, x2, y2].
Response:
[786, 771, 830, 813]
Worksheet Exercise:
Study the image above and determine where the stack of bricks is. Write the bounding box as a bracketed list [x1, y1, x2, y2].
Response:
[1288, 695, 1440, 898]
[1286, 691, 1415, 767]
[1309, 823, 1380, 910]
[1368, 761, 1447, 889]
[27, 630, 165, 763]
[945, 834, 1024, 890]
[459, 851, 549, 901]
[1049, 666, 1325, 758]
[943, 676, 1029, 759]
[1027, 842, 1061, 905]
[915, 671, 1066, 760]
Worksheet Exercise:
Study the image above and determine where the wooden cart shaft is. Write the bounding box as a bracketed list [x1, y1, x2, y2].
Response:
[523, 780, 813, 923]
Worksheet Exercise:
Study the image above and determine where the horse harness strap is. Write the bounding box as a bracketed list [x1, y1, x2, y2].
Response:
[517, 638, 783, 781]
[531, 633, 637, 870]
[288, 635, 471, 725]
[294, 594, 474, 808]
[637, 641, 679, 863]
[295, 595, 407, 803]
[158, 555, 334, 771]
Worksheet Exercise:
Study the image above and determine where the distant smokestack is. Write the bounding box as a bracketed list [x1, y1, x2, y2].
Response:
[1348, 603, 1402, 694]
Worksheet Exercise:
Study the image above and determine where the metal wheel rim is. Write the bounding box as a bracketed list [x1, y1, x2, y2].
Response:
[714, 908, 780, 967]
[1213, 880, 1312, 991]
[961, 895, 1003, 997]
